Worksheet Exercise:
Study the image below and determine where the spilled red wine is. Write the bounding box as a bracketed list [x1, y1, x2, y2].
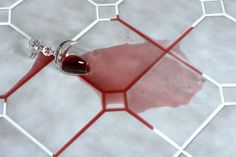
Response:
[62, 55, 90, 74]
[81, 41, 205, 113]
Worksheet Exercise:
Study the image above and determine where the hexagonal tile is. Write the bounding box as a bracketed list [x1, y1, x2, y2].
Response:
[77, 20, 146, 50]
[0, 0, 17, 8]
[12, 0, 96, 46]
[173, 17, 236, 83]
[0, 26, 32, 95]
[59, 112, 178, 157]
[0, 118, 48, 157]
[7, 63, 102, 152]
[224, 0, 236, 18]
[119, 0, 202, 48]
[185, 106, 236, 157]
[127, 54, 221, 145]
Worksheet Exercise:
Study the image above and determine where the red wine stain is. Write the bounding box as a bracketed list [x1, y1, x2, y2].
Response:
[3, 41, 204, 114]
[82, 41, 205, 113]
[62, 55, 90, 75]
[127, 52, 205, 113]
[82, 41, 167, 92]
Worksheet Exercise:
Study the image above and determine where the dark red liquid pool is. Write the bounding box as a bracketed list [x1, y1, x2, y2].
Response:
[62, 55, 90, 75]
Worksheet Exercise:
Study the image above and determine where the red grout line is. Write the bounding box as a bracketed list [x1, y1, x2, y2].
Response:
[105, 108, 127, 112]
[127, 109, 154, 130]
[102, 93, 106, 110]
[115, 16, 166, 52]
[124, 51, 166, 91]
[124, 92, 129, 109]
[0, 95, 6, 100]
[53, 110, 105, 157]
[169, 51, 203, 75]
[4, 54, 54, 98]
[166, 27, 193, 52]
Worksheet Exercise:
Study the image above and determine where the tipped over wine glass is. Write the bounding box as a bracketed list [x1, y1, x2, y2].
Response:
[27, 39, 97, 75]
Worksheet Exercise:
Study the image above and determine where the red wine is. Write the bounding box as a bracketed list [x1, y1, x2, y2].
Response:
[81, 41, 204, 113]
[62, 55, 90, 74]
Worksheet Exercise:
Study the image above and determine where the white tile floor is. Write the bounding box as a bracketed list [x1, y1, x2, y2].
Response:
[0, 0, 236, 157]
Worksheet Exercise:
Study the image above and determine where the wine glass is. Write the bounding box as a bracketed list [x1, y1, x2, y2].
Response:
[27, 39, 96, 75]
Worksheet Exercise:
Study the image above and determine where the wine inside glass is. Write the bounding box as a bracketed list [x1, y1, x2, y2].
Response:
[28, 39, 96, 75]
